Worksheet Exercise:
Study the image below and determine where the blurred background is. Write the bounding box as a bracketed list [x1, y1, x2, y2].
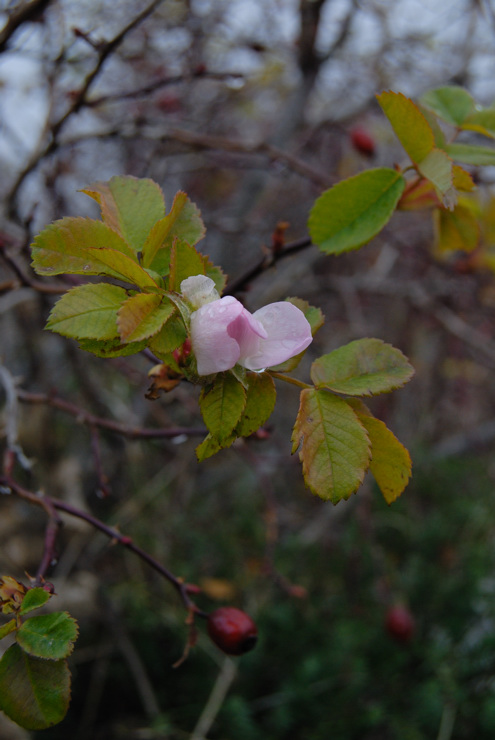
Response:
[1, 0, 495, 738]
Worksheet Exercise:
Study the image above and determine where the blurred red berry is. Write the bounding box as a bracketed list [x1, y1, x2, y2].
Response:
[350, 127, 376, 157]
[207, 606, 258, 656]
[385, 604, 415, 643]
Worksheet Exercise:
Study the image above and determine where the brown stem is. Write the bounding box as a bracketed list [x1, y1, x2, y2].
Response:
[16, 389, 205, 440]
[1, 475, 206, 616]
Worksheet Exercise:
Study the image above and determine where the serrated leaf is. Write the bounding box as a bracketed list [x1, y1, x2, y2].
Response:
[236, 372, 276, 437]
[142, 190, 205, 272]
[19, 589, 51, 616]
[17, 612, 78, 660]
[82, 176, 166, 252]
[452, 165, 475, 192]
[462, 108, 495, 138]
[0, 619, 16, 639]
[31, 217, 137, 277]
[420, 86, 475, 126]
[308, 168, 405, 255]
[0, 644, 70, 730]
[398, 178, 440, 211]
[77, 337, 148, 357]
[433, 204, 480, 254]
[199, 373, 247, 442]
[148, 314, 188, 357]
[417, 148, 455, 207]
[291, 389, 371, 503]
[168, 238, 206, 291]
[348, 400, 411, 503]
[117, 294, 175, 343]
[195, 432, 236, 461]
[377, 91, 434, 162]
[86, 248, 160, 289]
[46, 283, 127, 340]
[311, 339, 414, 396]
[445, 143, 495, 166]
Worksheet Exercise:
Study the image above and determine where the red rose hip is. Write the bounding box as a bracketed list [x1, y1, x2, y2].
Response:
[207, 607, 258, 655]
[385, 604, 415, 643]
[350, 126, 376, 157]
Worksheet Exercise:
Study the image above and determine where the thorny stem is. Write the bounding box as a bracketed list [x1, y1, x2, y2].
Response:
[0, 475, 207, 618]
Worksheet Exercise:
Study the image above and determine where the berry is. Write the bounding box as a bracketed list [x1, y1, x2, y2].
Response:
[350, 126, 376, 157]
[385, 604, 415, 644]
[207, 607, 258, 656]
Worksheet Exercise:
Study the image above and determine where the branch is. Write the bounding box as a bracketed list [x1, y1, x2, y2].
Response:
[86, 70, 244, 107]
[7, 0, 166, 215]
[225, 235, 312, 295]
[16, 389, 206, 440]
[160, 129, 331, 189]
[0, 0, 51, 53]
[1, 475, 206, 616]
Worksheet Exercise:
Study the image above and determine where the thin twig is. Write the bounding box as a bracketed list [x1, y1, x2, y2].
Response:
[1, 475, 207, 616]
[190, 657, 237, 740]
[225, 236, 312, 295]
[16, 389, 205, 440]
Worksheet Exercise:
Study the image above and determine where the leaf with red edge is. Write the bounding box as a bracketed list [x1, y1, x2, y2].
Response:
[292, 389, 371, 503]
[82, 176, 166, 252]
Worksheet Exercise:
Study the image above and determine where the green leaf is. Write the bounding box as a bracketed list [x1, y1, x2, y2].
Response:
[0, 644, 70, 730]
[142, 190, 206, 272]
[199, 373, 247, 442]
[308, 168, 405, 255]
[82, 176, 166, 252]
[377, 91, 434, 162]
[46, 283, 127, 340]
[0, 619, 16, 639]
[445, 143, 495, 166]
[417, 148, 455, 208]
[348, 400, 412, 503]
[311, 339, 414, 396]
[168, 238, 206, 291]
[16, 612, 78, 660]
[420, 86, 475, 126]
[462, 108, 495, 138]
[292, 389, 371, 503]
[433, 204, 480, 254]
[85, 248, 160, 289]
[77, 337, 148, 357]
[20, 589, 51, 616]
[236, 372, 276, 437]
[195, 432, 237, 461]
[117, 294, 175, 343]
[148, 314, 188, 357]
[31, 217, 137, 277]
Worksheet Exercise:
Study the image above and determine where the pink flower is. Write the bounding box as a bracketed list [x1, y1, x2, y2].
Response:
[181, 277, 312, 376]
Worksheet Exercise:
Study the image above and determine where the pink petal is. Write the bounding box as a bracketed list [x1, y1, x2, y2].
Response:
[239, 302, 312, 370]
[190, 296, 245, 375]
